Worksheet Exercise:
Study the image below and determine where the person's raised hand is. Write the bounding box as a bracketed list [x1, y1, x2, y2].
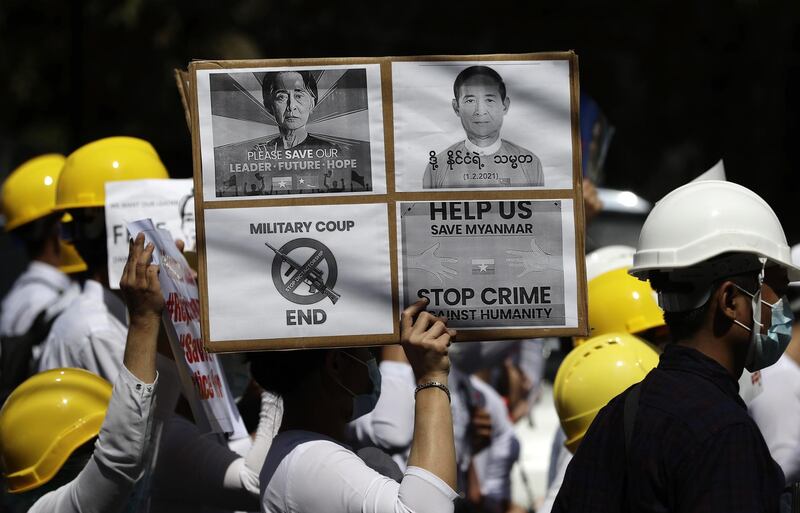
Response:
[120, 233, 164, 325]
[400, 298, 456, 384]
[582, 178, 603, 223]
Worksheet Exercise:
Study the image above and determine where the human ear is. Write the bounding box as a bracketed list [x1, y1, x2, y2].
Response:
[503, 96, 510, 114]
[452, 98, 460, 116]
[717, 281, 747, 322]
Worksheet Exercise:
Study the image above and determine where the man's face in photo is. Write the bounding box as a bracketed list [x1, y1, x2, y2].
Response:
[268, 72, 315, 131]
[452, 75, 510, 140]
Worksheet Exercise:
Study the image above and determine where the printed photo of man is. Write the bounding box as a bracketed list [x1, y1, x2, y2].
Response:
[178, 190, 196, 252]
[422, 65, 544, 189]
[252, 71, 340, 154]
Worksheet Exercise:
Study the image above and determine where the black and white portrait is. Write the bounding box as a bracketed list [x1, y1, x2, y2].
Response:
[196, 65, 386, 200]
[392, 59, 574, 191]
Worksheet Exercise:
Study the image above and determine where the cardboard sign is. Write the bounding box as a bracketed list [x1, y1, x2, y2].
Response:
[105, 179, 195, 289]
[127, 219, 247, 435]
[185, 52, 588, 351]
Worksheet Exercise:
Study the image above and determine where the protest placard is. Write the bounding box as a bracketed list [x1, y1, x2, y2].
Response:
[127, 219, 246, 435]
[105, 179, 195, 289]
[174, 68, 193, 131]
[186, 52, 588, 351]
[398, 199, 577, 330]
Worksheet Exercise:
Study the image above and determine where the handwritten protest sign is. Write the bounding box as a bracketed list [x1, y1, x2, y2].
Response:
[128, 219, 246, 435]
[105, 179, 195, 289]
[184, 52, 588, 351]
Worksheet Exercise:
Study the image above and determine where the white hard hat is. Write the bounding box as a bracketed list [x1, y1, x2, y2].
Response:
[692, 159, 726, 182]
[791, 244, 800, 287]
[585, 245, 635, 281]
[629, 180, 800, 310]
[789, 244, 800, 313]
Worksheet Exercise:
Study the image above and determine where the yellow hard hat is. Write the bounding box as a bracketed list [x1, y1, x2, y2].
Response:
[0, 368, 112, 493]
[554, 332, 659, 453]
[1, 154, 65, 232]
[577, 267, 665, 344]
[59, 241, 88, 274]
[55, 136, 169, 211]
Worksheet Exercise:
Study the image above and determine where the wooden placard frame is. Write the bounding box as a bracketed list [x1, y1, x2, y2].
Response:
[186, 52, 588, 352]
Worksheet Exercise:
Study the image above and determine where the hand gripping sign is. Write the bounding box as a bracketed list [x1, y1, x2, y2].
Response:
[127, 219, 246, 435]
[105, 179, 196, 289]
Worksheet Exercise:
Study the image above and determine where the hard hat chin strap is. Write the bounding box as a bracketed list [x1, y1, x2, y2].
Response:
[656, 254, 765, 313]
[658, 287, 713, 313]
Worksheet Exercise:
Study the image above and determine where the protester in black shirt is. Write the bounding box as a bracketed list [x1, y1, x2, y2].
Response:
[554, 180, 798, 512]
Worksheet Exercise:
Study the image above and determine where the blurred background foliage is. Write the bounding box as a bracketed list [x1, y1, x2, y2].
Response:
[0, 0, 796, 236]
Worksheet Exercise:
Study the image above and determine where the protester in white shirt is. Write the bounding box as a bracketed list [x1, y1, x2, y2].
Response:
[0, 154, 83, 401]
[749, 274, 800, 484]
[149, 390, 282, 513]
[37, 137, 278, 512]
[38, 137, 169, 382]
[253, 298, 458, 513]
[38, 278, 128, 382]
[0, 262, 80, 340]
[0, 233, 162, 513]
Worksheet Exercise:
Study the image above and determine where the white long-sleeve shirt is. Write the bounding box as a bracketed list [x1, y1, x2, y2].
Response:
[0, 261, 80, 369]
[749, 353, 800, 483]
[261, 430, 458, 513]
[37, 277, 281, 511]
[0, 261, 80, 337]
[349, 361, 416, 469]
[38, 280, 127, 383]
[28, 365, 157, 513]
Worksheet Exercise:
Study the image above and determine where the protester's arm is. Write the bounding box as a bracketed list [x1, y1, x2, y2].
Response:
[582, 178, 603, 223]
[231, 390, 283, 494]
[402, 298, 457, 490]
[283, 439, 458, 513]
[29, 234, 163, 513]
[268, 300, 457, 513]
[152, 390, 282, 510]
[349, 361, 416, 453]
[116, 233, 162, 381]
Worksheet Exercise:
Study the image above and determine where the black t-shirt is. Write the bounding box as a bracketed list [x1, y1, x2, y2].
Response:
[554, 344, 784, 513]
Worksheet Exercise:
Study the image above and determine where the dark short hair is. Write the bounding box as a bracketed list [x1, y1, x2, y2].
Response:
[9, 214, 59, 259]
[249, 349, 329, 398]
[650, 272, 759, 343]
[453, 65, 507, 101]
[261, 71, 319, 114]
